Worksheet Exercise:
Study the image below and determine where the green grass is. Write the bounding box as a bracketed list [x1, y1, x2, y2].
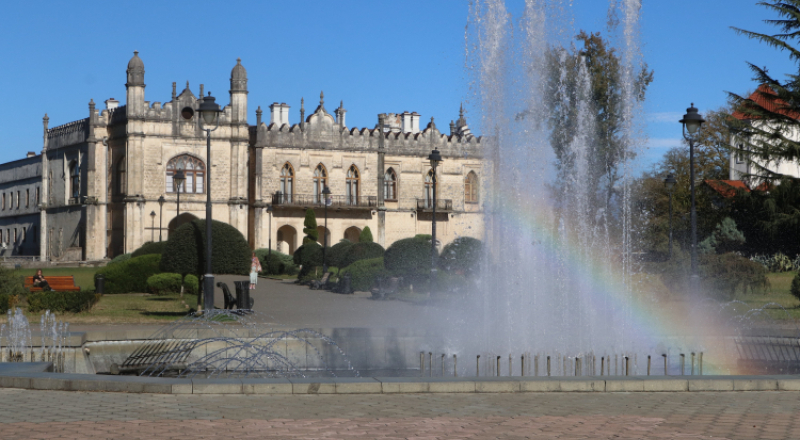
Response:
[7, 293, 197, 324]
[733, 272, 800, 320]
[15, 267, 99, 290]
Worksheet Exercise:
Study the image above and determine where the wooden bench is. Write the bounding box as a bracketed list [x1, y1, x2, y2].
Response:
[24, 276, 81, 292]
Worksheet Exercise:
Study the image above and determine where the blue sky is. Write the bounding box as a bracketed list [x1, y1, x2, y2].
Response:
[0, 0, 795, 171]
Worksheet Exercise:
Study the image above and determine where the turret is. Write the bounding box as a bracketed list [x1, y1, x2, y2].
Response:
[125, 51, 145, 118]
[229, 58, 248, 124]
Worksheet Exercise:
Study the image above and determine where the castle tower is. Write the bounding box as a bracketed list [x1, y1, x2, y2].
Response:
[229, 58, 248, 124]
[125, 51, 146, 119]
[124, 51, 146, 251]
[228, 58, 249, 234]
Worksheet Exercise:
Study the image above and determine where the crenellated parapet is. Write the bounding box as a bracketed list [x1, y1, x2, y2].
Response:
[46, 119, 89, 150]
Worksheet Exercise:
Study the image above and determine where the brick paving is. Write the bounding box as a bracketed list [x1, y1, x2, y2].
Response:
[1, 389, 800, 439]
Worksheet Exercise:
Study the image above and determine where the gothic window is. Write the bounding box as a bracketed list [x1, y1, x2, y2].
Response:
[21, 227, 26, 243]
[313, 164, 328, 203]
[465, 171, 479, 204]
[69, 161, 80, 199]
[166, 155, 205, 194]
[424, 169, 435, 208]
[116, 158, 127, 195]
[26, 189, 29, 207]
[2, 193, 5, 210]
[279, 162, 294, 203]
[384, 168, 397, 201]
[346, 165, 360, 205]
[16, 191, 20, 209]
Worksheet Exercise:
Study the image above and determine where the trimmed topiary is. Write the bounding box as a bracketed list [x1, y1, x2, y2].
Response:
[384, 235, 436, 283]
[341, 242, 385, 268]
[132, 241, 168, 258]
[146, 273, 183, 295]
[254, 249, 294, 275]
[359, 226, 373, 243]
[327, 239, 353, 269]
[159, 219, 250, 276]
[27, 291, 100, 313]
[440, 237, 483, 275]
[340, 257, 388, 292]
[94, 254, 162, 294]
[183, 274, 199, 294]
[108, 253, 131, 265]
[293, 242, 324, 277]
[302, 208, 318, 244]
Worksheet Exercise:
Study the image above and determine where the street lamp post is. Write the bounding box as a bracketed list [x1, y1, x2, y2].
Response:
[266, 205, 273, 258]
[428, 148, 442, 296]
[322, 186, 331, 273]
[663, 173, 677, 260]
[174, 170, 185, 217]
[157, 195, 165, 242]
[197, 92, 222, 312]
[679, 104, 705, 293]
[149, 211, 156, 242]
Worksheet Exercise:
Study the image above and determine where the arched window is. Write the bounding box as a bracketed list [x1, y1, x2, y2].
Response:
[116, 158, 127, 195]
[313, 164, 327, 203]
[166, 155, 205, 194]
[69, 161, 80, 199]
[384, 168, 397, 201]
[465, 171, 479, 203]
[424, 169, 435, 208]
[346, 164, 359, 205]
[280, 162, 294, 203]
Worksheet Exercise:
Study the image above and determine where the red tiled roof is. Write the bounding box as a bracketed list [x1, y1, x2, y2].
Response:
[733, 84, 800, 120]
[703, 180, 751, 198]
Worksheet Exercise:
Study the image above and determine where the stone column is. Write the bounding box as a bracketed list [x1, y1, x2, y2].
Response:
[39, 114, 49, 261]
[376, 114, 386, 247]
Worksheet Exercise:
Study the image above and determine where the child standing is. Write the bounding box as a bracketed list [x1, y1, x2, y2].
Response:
[250, 252, 262, 290]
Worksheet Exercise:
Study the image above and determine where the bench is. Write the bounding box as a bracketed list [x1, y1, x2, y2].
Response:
[24, 276, 81, 292]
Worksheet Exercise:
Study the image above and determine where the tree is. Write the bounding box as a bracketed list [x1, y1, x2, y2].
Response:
[359, 226, 373, 243]
[542, 31, 653, 228]
[699, 217, 746, 254]
[302, 208, 318, 245]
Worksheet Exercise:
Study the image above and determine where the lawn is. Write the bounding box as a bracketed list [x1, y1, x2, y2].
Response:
[733, 272, 800, 320]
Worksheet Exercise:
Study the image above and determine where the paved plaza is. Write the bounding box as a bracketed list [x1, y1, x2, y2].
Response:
[1, 388, 799, 439]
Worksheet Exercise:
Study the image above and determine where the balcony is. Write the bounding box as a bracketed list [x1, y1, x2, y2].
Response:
[416, 198, 453, 212]
[272, 193, 377, 209]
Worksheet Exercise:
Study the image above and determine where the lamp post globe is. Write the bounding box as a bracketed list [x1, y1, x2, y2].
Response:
[322, 186, 332, 273]
[157, 195, 165, 242]
[663, 173, 677, 260]
[427, 148, 442, 296]
[679, 104, 705, 293]
[198, 92, 222, 312]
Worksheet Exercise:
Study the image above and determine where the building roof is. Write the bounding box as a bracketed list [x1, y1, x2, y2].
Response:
[732, 84, 800, 120]
[703, 179, 769, 198]
[231, 58, 247, 80]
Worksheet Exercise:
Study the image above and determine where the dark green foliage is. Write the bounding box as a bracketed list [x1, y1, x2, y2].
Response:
[0, 266, 26, 297]
[303, 209, 318, 244]
[27, 291, 100, 313]
[700, 253, 769, 300]
[327, 239, 354, 269]
[699, 217, 746, 254]
[384, 235, 436, 283]
[109, 253, 131, 265]
[359, 226, 373, 243]
[440, 237, 483, 274]
[341, 242, 385, 268]
[254, 249, 294, 275]
[146, 273, 183, 295]
[340, 257, 388, 292]
[95, 254, 163, 294]
[159, 219, 250, 276]
[0, 294, 9, 313]
[791, 272, 800, 301]
[131, 241, 168, 258]
[183, 274, 199, 294]
[293, 242, 324, 277]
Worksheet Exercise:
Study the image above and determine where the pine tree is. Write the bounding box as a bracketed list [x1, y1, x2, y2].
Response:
[302, 208, 318, 245]
[359, 226, 373, 243]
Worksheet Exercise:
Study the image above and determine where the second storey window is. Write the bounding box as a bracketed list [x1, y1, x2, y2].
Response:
[280, 162, 294, 203]
[69, 162, 80, 199]
[313, 164, 327, 203]
[346, 165, 359, 205]
[465, 171, 479, 203]
[424, 169, 435, 207]
[384, 168, 397, 201]
[166, 155, 205, 194]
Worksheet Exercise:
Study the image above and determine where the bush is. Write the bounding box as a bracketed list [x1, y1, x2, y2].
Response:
[440, 237, 483, 274]
[160, 219, 250, 276]
[294, 242, 325, 277]
[342, 242, 385, 268]
[341, 257, 388, 292]
[0, 294, 9, 314]
[109, 253, 131, 265]
[95, 254, 163, 294]
[0, 266, 26, 297]
[700, 252, 769, 300]
[131, 241, 168, 258]
[327, 239, 353, 269]
[359, 226, 373, 243]
[183, 274, 199, 294]
[146, 273, 183, 295]
[791, 272, 800, 301]
[27, 291, 100, 313]
[384, 235, 436, 283]
[254, 249, 294, 275]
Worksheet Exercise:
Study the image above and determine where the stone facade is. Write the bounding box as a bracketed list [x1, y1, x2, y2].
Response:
[0, 52, 486, 261]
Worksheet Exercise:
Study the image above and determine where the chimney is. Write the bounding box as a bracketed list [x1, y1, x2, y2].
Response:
[401, 111, 414, 133]
[411, 112, 421, 134]
[105, 98, 119, 110]
[26, 152, 36, 158]
[269, 102, 291, 127]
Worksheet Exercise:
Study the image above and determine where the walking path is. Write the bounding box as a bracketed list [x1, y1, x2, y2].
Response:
[0, 388, 797, 439]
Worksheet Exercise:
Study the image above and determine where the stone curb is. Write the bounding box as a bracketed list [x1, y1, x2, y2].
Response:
[0, 364, 798, 394]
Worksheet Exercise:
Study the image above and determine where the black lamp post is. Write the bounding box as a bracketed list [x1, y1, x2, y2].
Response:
[428, 148, 442, 295]
[322, 186, 331, 273]
[174, 170, 185, 217]
[266, 205, 273, 258]
[197, 92, 222, 312]
[679, 104, 705, 293]
[149, 211, 156, 242]
[157, 195, 165, 242]
[663, 173, 677, 260]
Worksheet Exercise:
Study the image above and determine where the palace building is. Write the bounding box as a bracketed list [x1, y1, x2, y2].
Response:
[0, 52, 486, 261]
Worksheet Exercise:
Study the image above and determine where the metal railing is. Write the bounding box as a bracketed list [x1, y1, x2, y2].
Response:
[416, 198, 453, 211]
[272, 193, 378, 209]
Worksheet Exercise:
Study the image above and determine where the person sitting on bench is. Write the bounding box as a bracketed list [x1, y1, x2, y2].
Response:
[32, 269, 52, 291]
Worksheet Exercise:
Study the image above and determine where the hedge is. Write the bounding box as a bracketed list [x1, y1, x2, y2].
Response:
[341, 242, 385, 268]
[0, 266, 26, 297]
[327, 239, 353, 269]
[0, 294, 9, 314]
[340, 257, 388, 292]
[359, 226, 373, 243]
[160, 219, 250, 276]
[109, 253, 131, 265]
[254, 249, 295, 275]
[95, 254, 163, 294]
[132, 241, 168, 258]
[384, 235, 436, 283]
[146, 273, 183, 295]
[293, 242, 324, 276]
[27, 291, 100, 313]
[183, 274, 199, 294]
[440, 237, 483, 274]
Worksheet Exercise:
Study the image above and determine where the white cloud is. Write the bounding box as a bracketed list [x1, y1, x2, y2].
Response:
[646, 112, 683, 123]
[645, 138, 682, 150]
